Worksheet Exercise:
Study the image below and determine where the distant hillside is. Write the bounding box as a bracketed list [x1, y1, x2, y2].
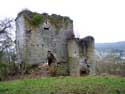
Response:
[96, 41, 125, 50]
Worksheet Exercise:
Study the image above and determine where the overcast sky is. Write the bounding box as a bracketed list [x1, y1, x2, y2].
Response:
[0, 0, 125, 43]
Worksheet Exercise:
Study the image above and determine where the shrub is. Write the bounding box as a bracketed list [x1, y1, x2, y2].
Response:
[0, 62, 9, 81]
[96, 62, 125, 76]
[30, 13, 44, 26]
[24, 13, 44, 27]
[0, 61, 19, 81]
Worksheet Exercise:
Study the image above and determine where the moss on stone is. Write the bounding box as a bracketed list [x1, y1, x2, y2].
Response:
[19, 10, 72, 32]
[30, 13, 44, 26]
[48, 14, 63, 32]
[48, 14, 71, 33]
[24, 12, 45, 27]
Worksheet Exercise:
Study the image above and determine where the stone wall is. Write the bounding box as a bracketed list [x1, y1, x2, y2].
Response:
[16, 10, 74, 65]
[68, 39, 80, 76]
[68, 36, 95, 76]
[16, 10, 95, 76]
[78, 36, 96, 75]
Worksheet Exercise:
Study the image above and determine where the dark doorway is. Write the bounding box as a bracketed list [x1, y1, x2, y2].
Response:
[47, 51, 56, 66]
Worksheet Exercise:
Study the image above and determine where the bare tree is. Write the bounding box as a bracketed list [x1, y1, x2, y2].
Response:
[0, 18, 13, 33]
[0, 18, 15, 63]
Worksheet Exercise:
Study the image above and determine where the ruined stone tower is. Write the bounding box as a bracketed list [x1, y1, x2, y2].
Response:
[16, 10, 95, 75]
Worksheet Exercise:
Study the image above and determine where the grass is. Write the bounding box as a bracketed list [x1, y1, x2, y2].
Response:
[0, 76, 125, 94]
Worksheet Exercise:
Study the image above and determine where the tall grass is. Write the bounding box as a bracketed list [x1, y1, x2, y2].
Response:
[96, 61, 125, 76]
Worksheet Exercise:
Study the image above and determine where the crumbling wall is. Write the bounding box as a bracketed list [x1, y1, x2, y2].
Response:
[68, 36, 95, 76]
[79, 36, 96, 75]
[68, 39, 80, 76]
[16, 10, 74, 65]
[16, 10, 95, 76]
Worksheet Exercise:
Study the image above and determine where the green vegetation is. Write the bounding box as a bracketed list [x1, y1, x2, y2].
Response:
[30, 13, 44, 26]
[22, 10, 72, 32]
[0, 76, 125, 94]
[0, 61, 18, 81]
[0, 62, 8, 80]
[56, 63, 69, 75]
[0, 51, 18, 81]
[0, 52, 8, 80]
[25, 13, 44, 27]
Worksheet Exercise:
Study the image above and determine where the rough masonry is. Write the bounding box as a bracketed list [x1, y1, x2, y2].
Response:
[16, 10, 95, 76]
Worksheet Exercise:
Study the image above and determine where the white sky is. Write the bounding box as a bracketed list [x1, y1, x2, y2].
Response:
[0, 0, 125, 43]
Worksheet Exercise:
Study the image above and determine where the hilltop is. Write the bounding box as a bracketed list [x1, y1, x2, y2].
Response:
[96, 41, 125, 50]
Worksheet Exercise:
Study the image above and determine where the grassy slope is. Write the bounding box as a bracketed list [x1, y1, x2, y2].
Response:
[0, 76, 125, 94]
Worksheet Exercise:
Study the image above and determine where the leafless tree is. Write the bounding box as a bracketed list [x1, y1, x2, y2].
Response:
[0, 18, 13, 33]
[0, 18, 15, 63]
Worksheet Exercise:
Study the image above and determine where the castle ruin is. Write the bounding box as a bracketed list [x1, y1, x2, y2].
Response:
[16, 10, 95, 76]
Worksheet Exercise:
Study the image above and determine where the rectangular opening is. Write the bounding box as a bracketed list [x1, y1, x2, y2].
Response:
[44, 27, 49, 30]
